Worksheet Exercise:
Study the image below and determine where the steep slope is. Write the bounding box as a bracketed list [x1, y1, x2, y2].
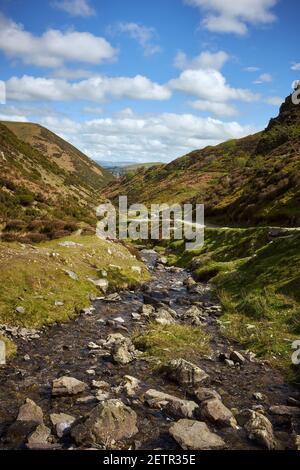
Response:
[105, 93, 300, 226]
[0, 122, 114, 242]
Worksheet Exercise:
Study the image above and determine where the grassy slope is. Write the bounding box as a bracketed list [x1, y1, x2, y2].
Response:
[0, 122, 113, 241]
[0, 234, 148, 330]
[105, 94, 300, 226]
[162, 228, 300, 380]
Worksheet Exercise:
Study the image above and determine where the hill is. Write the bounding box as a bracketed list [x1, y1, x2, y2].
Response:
[0, 121, 114, 242]
[105, 93, 300, 226]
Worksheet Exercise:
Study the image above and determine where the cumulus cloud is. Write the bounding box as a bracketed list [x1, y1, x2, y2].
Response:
[184, 0, 278, 35]
[189, 100, 238, 117]
[253, 72, 273, 84]
[174, 50, 229, 70]
[5, 75, 171, 102]
[110, 22, 161, 56]
[52, 0, 95, 17]
[0, 14, 116, 67]
[33, 110, 255, 163]
[169, 68, 260, 103]
[291, 63, 300, 71]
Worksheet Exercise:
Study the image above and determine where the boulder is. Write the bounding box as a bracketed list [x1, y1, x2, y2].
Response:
[183, 277, 196, 289]
[152, 308, 176, 326]
[104, 333, 137, 365]
[120, 376, 141, 398]
[182, 306, 203, 326]
[230, 350, 246, 364]
[194, 387, 221, 403]
[145, 389, 198, 419]
[17, 398, 44, 425]
[244, 410, 277, 450]
[269, 405, 300, 417]
[169, 419, 226, 450]
[165, 358, 208, 387]
[71, 399, 138, 446]
[26, 424, 51, 449]
[50, 413, 75, 438]
[201, 398, 237, 428]
[52, 376, 88, 396]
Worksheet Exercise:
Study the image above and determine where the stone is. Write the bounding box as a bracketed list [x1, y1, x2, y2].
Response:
[166, 358, 209, 387]
[77, 395, 97, 404]
[86, 369, 96, 376]
[87, 342, 101, 350]
[140, 304, 155, 317]
[105, 293, 122, 302]
[244, 410, 277, 450]
[59, 241, 83, 247]
[131, 266, 142, 274]
[169, 419, 226, 450]
[92, 380, 110, 390]
[182, 306, 203, 326]
[50, 413, 75, 438]
[183, 277, 196, 289]
[26, 424, 51, 449]
[294, 435, 300, 450]
[269, 405, 300, 417]
[104, 333, 137, 365]
[88, 278, 109, 292]
[52, 376, 88, 396]
[201, 398, 237, 428]
[16, 306, 25, 314]
[152, 308, 176, 326]
[64, 270, 78, 281]
[194, 387, 221, 403]
[23, 354, 31, 362]
[96, 391, 110, 401]
[71, 399, 138, 446]
[113, 317, 125, 324]
[54, 301, 64, 307]
[230, 350, 246, 364]
[120, 376, 141, 398]
[144, 389, 198, 419]
[225, 359, 235, 367]
[131, 312, 141, 321]
[253, 392, 266, 402]
[17, 398, 44, 425]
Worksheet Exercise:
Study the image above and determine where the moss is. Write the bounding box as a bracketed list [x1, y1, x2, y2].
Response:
[133, 323, 211, 366]
[0, 234, 149, 329]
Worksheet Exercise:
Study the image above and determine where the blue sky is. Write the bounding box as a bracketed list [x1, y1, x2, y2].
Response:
[0, 0, 299, 163]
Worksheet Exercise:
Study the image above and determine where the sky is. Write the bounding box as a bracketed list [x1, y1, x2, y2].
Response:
[0, 0, 299, 164]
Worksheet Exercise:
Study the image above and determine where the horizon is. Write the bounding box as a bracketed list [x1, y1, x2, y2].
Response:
[0, 0, 299, 164]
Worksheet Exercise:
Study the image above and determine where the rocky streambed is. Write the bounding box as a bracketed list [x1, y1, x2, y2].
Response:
[0, 248, 299, 450]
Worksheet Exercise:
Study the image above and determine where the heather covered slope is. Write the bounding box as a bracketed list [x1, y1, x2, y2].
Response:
[105, 93, 300, 226]
[0, 122, 114, 242]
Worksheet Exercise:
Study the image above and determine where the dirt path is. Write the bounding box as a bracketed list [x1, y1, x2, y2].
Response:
[0, 249, 299, 450]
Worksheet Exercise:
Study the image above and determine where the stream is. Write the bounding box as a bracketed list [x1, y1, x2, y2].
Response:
[0, 248, 299, 450]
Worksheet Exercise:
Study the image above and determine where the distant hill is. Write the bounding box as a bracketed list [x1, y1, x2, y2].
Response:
[0, 121, 114, 242]
[100, 161, 161, 177]
[105, 93, 300, 226]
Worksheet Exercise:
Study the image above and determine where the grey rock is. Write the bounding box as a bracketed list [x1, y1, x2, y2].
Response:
[52, 376, 88, 396]
[16, 306, 25, 314]
[194, 387, 221, 403]
[269, 405, 300, 417]
[230, 350, 246, 364]
[244, 410, 277, 450]
[104, 333, 137, 365]
[145, 389, 199, 419]
[201, 398, 237, 428]
[64, 270, 78, 281]
[50, 413, 75, 438]
[152, 308, 176, 326]
[169, 419, 226, 450]
[17, 398, 44, 425]
[166, 358, 209, 387]
[71, 399, 138, 446]
[26, 424, 51, 449]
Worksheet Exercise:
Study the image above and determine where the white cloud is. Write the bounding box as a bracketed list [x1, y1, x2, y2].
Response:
[51, 68, 96, 79]
[36, 110, 254, 163]
[254, 72, 273, 84]
[189, 100, 238, 116]
[291, 63, 300, 71]
[244, 66, 260, 72]
[0, 14, 116, 67]
[174, 50, 229, 70]
[82, 106, 104, 114]
[109, 22, 161, 56]
[5, 75, 171, 102]
[184, 0, 278, 35]
[264, 96, 282, 106]
[52, 0, 95, 17]
[169, 68, 260, 103]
